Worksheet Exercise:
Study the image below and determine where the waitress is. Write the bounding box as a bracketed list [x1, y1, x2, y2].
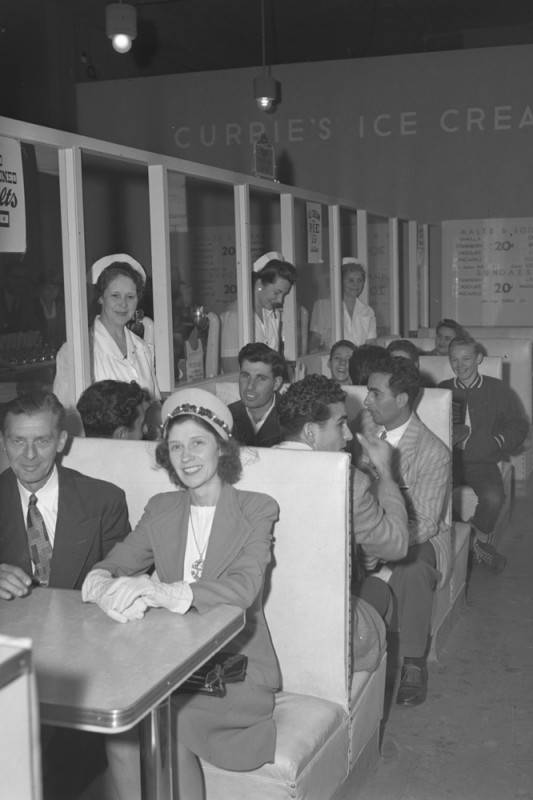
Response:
[220, 251, 296, 373]
[53, 254, 160, 409]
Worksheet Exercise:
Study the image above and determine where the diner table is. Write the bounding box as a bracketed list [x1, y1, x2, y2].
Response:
[0, 587, 245, 800]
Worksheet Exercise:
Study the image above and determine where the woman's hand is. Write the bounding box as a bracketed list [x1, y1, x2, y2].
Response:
[142, 573, 193, 614]
[82, 570, 152, 623]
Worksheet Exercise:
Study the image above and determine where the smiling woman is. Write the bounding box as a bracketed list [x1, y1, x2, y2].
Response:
[81, 386, 280, 800]
[52, 255, 160, 411]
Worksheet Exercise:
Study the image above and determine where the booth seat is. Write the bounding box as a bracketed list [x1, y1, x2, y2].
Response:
[61, 439, 386, 800]
[342, 386, 470, 660]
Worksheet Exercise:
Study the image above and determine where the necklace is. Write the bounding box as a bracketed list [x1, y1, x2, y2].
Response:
[189, 507, 213, 580]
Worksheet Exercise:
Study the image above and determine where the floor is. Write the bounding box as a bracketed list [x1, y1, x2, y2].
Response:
[352, 489, 533, 800]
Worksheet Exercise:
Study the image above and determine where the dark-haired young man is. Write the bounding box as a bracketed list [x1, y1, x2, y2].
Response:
[364, 356, 451, 707]
[0, 389, 130, 798]
[277, 374, 408, 671]
[77, 379, 152, 440]
[229, 343, 288, 447]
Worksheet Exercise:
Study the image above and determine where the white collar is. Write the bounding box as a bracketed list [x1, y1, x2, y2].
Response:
[245, 397, 276, 433]
[17, 464, 59, 503]
[380, 414, 412, 447]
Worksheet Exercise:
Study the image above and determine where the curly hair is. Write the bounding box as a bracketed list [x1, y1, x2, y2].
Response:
[77, 380, 149, 438]
[156, 415, 242, 487]
[277, 375, 346, 437]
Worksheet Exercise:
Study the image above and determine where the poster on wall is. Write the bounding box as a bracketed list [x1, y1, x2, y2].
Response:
[442, 218, 533, 325]
[367, 215, 391, 335]
[306, 202, 322, 263]
[0, 137, 26, 253]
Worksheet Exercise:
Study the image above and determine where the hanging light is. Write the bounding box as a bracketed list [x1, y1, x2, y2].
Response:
[253, 0, 280, 112]
[106, 3, 137, 54]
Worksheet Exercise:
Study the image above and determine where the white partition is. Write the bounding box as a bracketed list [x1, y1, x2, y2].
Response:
[0, 636, 41, 800]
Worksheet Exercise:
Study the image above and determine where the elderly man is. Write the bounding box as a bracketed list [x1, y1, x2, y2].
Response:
[277, 375, 408, 647]
[0, 389, 130, 798]
[228, 342, 288, 447]
[364, 355, 451, 707]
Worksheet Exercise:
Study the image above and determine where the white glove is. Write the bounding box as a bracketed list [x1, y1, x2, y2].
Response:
[142, 573, 193, 614]
[82, 570, 152, 623]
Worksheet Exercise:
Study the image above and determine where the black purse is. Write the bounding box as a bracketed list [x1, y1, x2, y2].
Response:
[175, 652, 248, 698]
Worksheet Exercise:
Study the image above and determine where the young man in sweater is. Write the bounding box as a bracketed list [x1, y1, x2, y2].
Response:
[439, 337, 528, 572]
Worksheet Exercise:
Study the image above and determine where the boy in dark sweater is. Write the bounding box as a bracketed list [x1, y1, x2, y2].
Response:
[439, 337, 529, 572]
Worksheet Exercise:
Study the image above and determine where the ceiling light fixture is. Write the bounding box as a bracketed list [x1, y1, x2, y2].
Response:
[253, 0, 279, 112]
[106, 2, 137, 54]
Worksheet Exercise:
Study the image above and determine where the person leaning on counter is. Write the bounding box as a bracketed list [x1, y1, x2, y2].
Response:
[53, 253, 160, 410]
[220, 251, 297, 373]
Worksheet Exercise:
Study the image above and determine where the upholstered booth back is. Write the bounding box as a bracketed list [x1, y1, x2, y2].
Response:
[61, 438, 352, 708]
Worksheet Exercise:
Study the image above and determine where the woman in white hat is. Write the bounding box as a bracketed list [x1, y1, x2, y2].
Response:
[309, 257, 377, 351]
[81, 387, 279, 800]
[220, 251, 297, 373]
[53, 255, 160, 409]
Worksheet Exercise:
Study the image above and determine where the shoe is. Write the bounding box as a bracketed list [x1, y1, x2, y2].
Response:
[396, 661, 428, 707]
[472, 539, 507, 574]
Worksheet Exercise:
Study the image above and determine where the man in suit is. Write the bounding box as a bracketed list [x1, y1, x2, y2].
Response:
[0, 388, 130, 798]
[364, 356, 451, 707]
[229, 343, 288, 448]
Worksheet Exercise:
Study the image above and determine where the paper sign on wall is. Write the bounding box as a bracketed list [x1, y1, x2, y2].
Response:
[306, 202, 322, 263]
[0, 137, 26, 253]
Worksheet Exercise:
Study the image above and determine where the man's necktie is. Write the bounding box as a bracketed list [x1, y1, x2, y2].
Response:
[27, 494, 52, 586]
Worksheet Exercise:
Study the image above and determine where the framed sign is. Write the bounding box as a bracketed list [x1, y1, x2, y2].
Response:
[0, 137, 26, 253]
[252, 134, 276, 181]
[306, 202, 322, 263]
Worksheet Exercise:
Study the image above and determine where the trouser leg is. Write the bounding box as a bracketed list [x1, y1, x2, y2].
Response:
[388, 541, 438, 659]
[461, 462, 505, 537]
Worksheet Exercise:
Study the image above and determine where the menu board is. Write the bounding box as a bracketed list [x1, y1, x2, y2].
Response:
[442, 218, 533, 325]
[189, 225, 276, 316]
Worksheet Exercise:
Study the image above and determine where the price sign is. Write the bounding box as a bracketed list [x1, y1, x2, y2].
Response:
[442, 218, 533, 325]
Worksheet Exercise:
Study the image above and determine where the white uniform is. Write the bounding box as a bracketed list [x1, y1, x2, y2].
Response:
[220, 303, 281, 360]
[310, 297, 377, 347]
[53, 316, 160, 408]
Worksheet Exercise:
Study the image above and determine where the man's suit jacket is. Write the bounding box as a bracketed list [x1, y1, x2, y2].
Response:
[394, 414, 452, 585]
[229, 400, 283, 448]
[0, 465, 130, 589]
